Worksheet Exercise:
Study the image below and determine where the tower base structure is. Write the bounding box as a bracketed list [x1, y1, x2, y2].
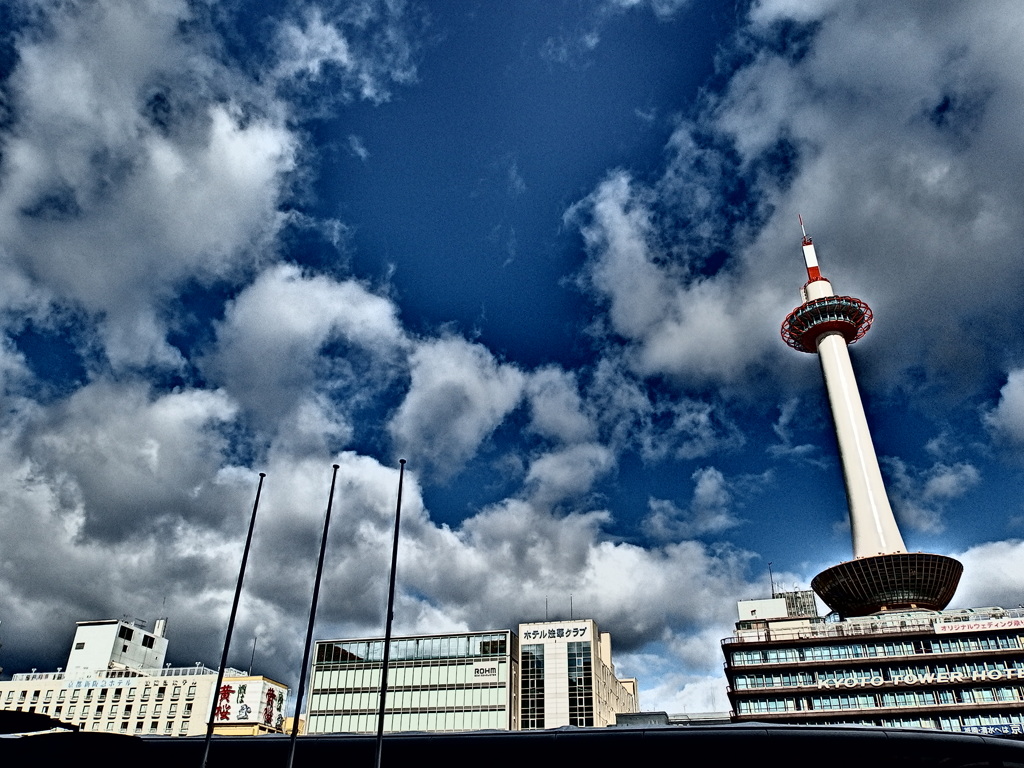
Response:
[811, 552, 963, 618]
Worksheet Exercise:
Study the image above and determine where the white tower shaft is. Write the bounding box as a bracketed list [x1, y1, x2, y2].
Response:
[803, 276, 906, 557]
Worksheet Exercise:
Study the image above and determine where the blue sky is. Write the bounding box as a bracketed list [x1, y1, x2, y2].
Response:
[1, 0, 1023, 713]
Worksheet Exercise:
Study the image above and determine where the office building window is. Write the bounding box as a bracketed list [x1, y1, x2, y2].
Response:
[567, 641, 593, 727]
[521, 644, 545, 730]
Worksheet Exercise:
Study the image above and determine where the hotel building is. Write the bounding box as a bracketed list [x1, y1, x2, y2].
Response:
[0, 617, 287, 736]
[519, 619, 638, 729]
[724, 592, 1024, 734]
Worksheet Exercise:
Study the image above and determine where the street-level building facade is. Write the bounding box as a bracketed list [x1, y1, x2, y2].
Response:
[518, 619, 638, 729]
[306, 630, 519, 734]
[0, 618, 287, 736]
[724, 598, 1024, 735]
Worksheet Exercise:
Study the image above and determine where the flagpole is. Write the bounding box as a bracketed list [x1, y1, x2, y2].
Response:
[286, 464, 340, 768]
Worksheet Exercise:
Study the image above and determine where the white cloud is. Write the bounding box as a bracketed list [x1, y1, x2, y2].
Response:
[884, 457, 981, 534]
[22, 381, 238, 541]
[985, 369, 1024, 444]
[768, 397, 819, 461]
[273, 4, 419, 104]
[952, 539, 1024, 610]
[347, 134, 370, 161]
[388, 337, 525, 477]
[636, 672, 731, 714]
[572, 172, 784, 387]
[644, 467, 739, 540]
[589, 357, 744, 461]
[525, 366, 596, 444]
[206, 264, 407, 441]
[525, 443, 615, 508]
[0, 0, 297, 367]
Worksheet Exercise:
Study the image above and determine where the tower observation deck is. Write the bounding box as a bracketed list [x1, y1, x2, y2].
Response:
[781, 222, 961, 617]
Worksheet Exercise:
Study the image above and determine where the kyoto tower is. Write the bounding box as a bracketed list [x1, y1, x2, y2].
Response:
[781, 218, 962, 617]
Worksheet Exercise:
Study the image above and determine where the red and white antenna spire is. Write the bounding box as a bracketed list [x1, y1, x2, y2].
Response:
[798, 214, 822, 281]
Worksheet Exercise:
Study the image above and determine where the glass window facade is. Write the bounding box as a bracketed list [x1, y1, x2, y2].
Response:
[307, 631, 517, 735]
[521, 644, 545, 729]
[567, 641, 593, 727]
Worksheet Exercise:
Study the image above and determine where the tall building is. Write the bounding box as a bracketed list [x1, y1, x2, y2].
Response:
[518, 619, 638, 729]
[305, 620, 638, 734]
[721, 227, 1023, 734]
[306, 630, 519, 734]
[779, 219, 961, 615]
[0, 617, 288, 736]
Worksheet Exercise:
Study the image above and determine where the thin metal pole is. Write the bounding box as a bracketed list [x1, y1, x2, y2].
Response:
[374, 459, 406, 768]
[249, 635, 258, 675]
[287, 464, 341, 768]
[201, 472, 266, 768]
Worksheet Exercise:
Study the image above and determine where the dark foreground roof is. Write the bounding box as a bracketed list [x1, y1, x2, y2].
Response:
[5, 724, 1024, 768]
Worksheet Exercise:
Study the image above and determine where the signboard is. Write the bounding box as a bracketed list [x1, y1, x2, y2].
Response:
[962, 724, 1024, 735]
[935, 618, 1024, 634]
[65, 678, 139, 690]
[520, 625, 589, 641]
[213, 678, 288, 730]
[815, 668, 1024, 690]
[472, 662, 499, 681]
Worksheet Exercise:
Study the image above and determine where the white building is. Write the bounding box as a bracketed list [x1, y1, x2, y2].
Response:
[518, 619, 638, 728]
[306, 630, 518, 734]
[0, 618, 287, 736]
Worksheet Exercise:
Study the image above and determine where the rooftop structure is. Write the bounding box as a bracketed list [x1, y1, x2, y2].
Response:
[780, 221, 961, 616]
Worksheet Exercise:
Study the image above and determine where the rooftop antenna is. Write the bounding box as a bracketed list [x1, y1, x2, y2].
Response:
[570, 594, 573, 620]
[768, 562, 775, 598]
[796, 214, 821, 281]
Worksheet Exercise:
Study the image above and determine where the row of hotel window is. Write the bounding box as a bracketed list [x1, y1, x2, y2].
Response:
[311, 688, 507, 711]
[80, 719, 191, 735]
[737, 686, 1024, 713]
[733, 660, 1024, 689]
[308, 709, 509, 733]
[312, 663, 508, 691]
[729, 634, 1022, 666]
[24, 700, 194, 720]
[6, 682, 198, 705]
[315, 635, 510, 665]
[779, 713, 1024, 732]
